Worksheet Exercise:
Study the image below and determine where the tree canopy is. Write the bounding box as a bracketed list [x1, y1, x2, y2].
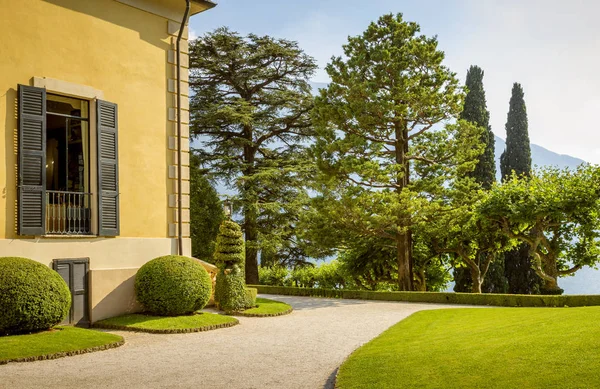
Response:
[189, 27, 318, 283]
[312, 13, 482, 290]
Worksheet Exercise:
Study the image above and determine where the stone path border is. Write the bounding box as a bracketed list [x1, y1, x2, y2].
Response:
[0, 338, 124, 366]
[2, 295, 476, 388]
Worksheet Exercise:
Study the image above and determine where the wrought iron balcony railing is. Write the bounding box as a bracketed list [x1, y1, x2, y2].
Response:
[46, 191, 92, 235]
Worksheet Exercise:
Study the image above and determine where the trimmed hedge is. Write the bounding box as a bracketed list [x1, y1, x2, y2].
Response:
[250, 285, 600, 308]
[245, 287, 257, 307]
[0, 257, 71, 335]
[135, 255, 212, 316]
[215, 267, 253, 313]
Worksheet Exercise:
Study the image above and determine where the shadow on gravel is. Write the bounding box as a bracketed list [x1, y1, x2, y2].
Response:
[260, 295, 375, 311]
[324, 367, 338, 389]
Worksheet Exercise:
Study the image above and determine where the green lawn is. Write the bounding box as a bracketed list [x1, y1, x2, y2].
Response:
[337, 307, 600, 389]
[240, 298, 292, 316]
[0, 326, 123, 364]
[95, 312, 238, 333]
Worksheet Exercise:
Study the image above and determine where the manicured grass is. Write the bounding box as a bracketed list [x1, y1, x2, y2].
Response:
[94, 312, 238, 333]
[0, 326, 123, 364]
[337, 307, 600, 389]
[239, 298, 292, 317]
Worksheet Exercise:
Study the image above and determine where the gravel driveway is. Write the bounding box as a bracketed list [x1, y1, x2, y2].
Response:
[1, 295, 468, 389]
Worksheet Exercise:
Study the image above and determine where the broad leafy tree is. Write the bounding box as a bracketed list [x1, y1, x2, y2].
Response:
[312, 13, 481, 290]
[189, 28, 317, 284]
[426, 191, 515, 294]
[500, 83, 539, 294]
[453, 65, 505, 292]
[480, 165, 600, 294]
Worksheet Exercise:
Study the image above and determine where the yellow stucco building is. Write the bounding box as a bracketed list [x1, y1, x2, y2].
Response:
[0, 0, 215, 324]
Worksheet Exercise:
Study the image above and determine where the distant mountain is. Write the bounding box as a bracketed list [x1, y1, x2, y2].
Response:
[494, 136, 585, 179]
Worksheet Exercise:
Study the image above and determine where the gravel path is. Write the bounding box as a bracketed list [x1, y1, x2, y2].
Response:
[1, 295, 469, 389]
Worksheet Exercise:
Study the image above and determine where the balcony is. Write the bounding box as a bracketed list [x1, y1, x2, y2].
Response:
[46, 191, 92, 235]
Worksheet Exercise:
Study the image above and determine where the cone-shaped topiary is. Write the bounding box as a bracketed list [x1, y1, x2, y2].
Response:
[0, 257, 71, 335]
[214, 220, 255, 312]
[135, 255, 212, 316]
[214, 220, 245, 266]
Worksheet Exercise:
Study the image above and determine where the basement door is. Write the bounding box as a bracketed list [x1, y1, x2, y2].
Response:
[53, 258, 90, 326]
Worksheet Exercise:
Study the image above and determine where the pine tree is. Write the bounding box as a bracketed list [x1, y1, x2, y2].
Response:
[500, 83, 540, 294]
[453, 66, 506, 293]
[312, 14, 482, 291]
[189, 28, 317, 284]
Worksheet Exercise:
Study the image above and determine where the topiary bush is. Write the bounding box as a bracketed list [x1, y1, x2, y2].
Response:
[0, 257, 71, 336]
[214, 220, 254, 312]
[135, 255, 212, 316]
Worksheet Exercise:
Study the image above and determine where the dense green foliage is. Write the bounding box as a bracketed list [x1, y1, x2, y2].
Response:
[462, 65, 496, 190]
[188, 14, 599, 296]
[214, 220, 255, 312]
[500, 83, 532, 178]
[94, 313, 238, 333]
[135, 255, 212, 316]
[189, 28, 318, 284]
[0, 257, 71, 336]
[312, 13, 482, 291]
[480, 165, 600, 293]
[337, 307, 600, 388]
[0, 326, 122, 363]
[254, 285, 600, 307]
[500, 83, 539, 294]
[190, 154, 224, 262]
[454, 65, 505, 293]
[259, 261, 353, 289]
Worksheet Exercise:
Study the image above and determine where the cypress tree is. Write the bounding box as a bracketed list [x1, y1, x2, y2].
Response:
[501, 83, 540, 294]
[462, 66, 496, 189]
[454, 66, 506, 293]
[501, 83, 532, 178]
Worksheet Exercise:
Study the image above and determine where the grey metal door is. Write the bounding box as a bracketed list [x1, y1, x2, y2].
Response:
[53, 258, 90, 326]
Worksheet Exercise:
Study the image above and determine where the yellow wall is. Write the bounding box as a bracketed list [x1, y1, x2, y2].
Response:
[0, 0, 200, 321]
[0, 0, 183, 239]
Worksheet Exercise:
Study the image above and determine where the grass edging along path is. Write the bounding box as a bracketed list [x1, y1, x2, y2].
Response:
[93, 312, 238, 334]
[250, 285, 600, 307]
[0, 326, 124, 365]
[237, 298, 293, 317]
[336, 307, 600, 389]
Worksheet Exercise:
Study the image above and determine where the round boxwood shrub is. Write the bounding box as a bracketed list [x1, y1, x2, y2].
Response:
[135, 255, 212, 316]
[0, 257, 71, 335]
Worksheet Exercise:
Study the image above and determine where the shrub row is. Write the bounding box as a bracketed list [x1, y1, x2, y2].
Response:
[250, 285, 600, 307]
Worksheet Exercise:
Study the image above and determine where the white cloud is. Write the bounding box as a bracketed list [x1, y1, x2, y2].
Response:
[188, 27, 198, 41]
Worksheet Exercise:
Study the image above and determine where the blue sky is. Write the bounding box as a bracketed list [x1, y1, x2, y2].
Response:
[189, 0, 600, 164]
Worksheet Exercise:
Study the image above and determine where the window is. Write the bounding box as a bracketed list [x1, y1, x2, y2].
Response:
[17, 85, 120, 236]
[45, 95, 91, 234]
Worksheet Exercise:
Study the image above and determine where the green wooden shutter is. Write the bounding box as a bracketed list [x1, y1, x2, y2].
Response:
[18, 85, 46, 236]
[96, 100, 120, 236]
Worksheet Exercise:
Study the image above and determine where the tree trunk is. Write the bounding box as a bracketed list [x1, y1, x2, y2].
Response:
[394, 120, 413, 291]
[242, 126, 259, 285]
[540, 254, 561, 294]
[397, 233, 412, 291]
[470, 267, 482, 294]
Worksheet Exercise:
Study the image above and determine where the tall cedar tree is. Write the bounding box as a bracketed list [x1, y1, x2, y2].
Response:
[189, 28, 317, 284]
[453, 66, 507, 293]
[312, 14, 481, 290]
[500, 83, 540, 294]
[189, 154, 224, 262]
